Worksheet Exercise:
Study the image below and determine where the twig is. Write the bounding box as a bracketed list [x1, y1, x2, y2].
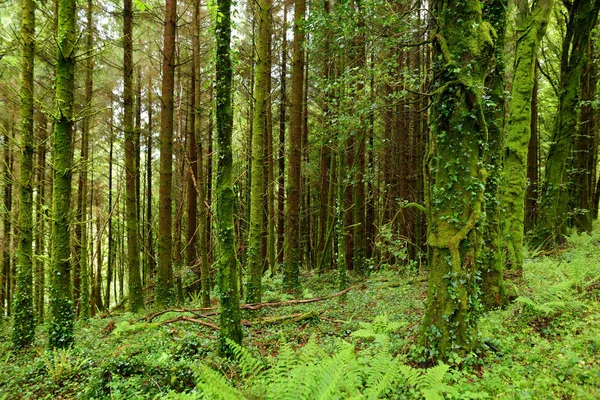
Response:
[159, 316, 221, 331]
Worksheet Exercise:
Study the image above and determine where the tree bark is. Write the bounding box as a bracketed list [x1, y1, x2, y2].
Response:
[124, 0, 144, 312]
[157, 0, 178, 306]
[499, 0, 552, 269]
[215, 0, 243, 352]
[284, 0, 305, 293]
[49, 0, 77, 349]
[246, 0, 271, 303]
[421, 0, 494, 360]
[535, 0, 600, 246]
[13, 0, 36, 347]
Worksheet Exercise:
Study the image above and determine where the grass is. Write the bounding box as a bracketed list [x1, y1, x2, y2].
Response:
[1, 229, 600, 399]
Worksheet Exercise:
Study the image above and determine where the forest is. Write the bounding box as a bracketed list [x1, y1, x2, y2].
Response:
[0, 0, 600, 396]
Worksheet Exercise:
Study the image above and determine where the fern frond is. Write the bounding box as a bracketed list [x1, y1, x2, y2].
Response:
[226, 339, 264, 379]
[193, 363, 246, 400]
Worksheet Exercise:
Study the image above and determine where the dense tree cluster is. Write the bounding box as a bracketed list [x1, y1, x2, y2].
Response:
[0, 0, 598, 361]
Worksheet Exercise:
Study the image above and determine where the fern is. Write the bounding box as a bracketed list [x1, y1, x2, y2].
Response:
[166, 315, 468, 400]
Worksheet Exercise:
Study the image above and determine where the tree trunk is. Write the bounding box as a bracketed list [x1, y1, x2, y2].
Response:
[536, 0, 600, 246]
[192, 0, 210, 307]
[215, 0, 243, 352]
[106, 108, 114, 308]
[157, 0, 178, 307]
[277, 2, 287, 268]
[525, 65, 539, 232]
[499, 0, 552, 269]
[284, 0, 305, 293]
[246, 0, 271, 303]
[421, 0, 494, 360]
[480, 0, 508, 310]
[49, 0, 77, 349]
[13, 0, 36, 347]
[124, 0, 144, 312]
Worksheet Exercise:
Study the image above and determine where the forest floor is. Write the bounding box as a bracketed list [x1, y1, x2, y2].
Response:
[1, 229, 600, 399]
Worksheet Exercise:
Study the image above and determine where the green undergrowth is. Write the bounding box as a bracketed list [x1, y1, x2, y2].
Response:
[1, 229, 600, 399]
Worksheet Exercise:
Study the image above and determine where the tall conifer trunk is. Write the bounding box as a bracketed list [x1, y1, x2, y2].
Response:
[284, 0, 305, 292]
[247, 0, 271, 303]
[215, 0, 243, 351]
[13, 0, 36, 347]
[157, 0, 177, 306]
[49, 0, 77, 349]
[124, 0, 143, 312]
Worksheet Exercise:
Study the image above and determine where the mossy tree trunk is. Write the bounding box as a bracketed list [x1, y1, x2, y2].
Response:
[421, 0, 494, 360]
[572, 42, 598, 232]
[498, 0, 552, 269]
[13, 0, 36, 348]
[124, 0, 144, 312]
[215, 0, 243, 352]
[277, 4, 287, 268]
[157, 0, 177, 307]
[49, 0, 76, 349]
[525, 65, 539, 232]
[192, 0, 210, 307]
[480, 0, 508, 310]
[535, 0, 600, 246]
[246, 0, 271, 303]
[284, 0, 305, 293]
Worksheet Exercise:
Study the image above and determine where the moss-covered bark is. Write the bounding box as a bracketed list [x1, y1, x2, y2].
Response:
[124, 0, 143, 312]
[13, 0, 36, 348]
[536, 0, 600, 246]
[192, 0, 210, 307]
[215, 0, 243, 352]
[284, 0, 305, 294]
[49, 0, 76, 349]
[499, 0, 552, 269]
[157, 0, 177, 307]
[246, 0, 272, 303]
[479, 0, 507, 310]
[421, 0, 495, 360]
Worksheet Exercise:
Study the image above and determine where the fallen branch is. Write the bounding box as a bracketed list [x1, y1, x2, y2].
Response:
[140, 283, 362, 322]
[144, 308, 218, 322]
[241, 283, 361, 311]
[159, 316, 221, 331]
[243, 311, 322, 326]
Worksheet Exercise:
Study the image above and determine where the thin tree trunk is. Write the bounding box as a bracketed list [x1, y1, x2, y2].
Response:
[525, 65, 539, 232]
[216, 0, 243, 352]
[124, 0, 144, 312]
[157, 0, 178, 306]
[536, 0, 600, 246]
[284, 0, 306, 293]
[499, 0, 552, 269]
[277, 3, 287, 268]
[246, 0, 271, 303]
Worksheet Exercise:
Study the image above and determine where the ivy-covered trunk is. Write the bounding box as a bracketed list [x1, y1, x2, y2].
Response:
[535, 0, 600, 246]
[479, 0, 507, 310]
[215, 0, 243, 352]
[421, 0, 494, 360]
[49, 0, 76, 349]
[498, 0, 552, 269]
[13, 0, 36, 348]
[246, 0, 272, 303]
